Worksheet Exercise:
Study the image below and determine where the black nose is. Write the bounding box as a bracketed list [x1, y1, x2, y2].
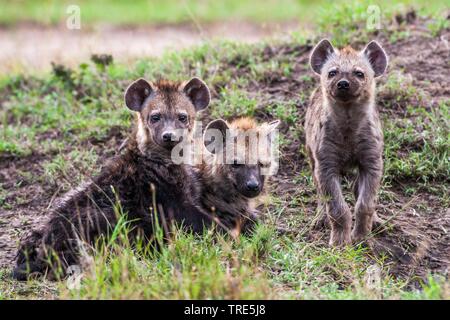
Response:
[337, 80, 350, 90]
[162, 132, 174, 142]
[246, 181, 260, 192]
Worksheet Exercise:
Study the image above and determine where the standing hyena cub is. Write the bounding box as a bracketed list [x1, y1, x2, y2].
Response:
[305, 39, 388, 246]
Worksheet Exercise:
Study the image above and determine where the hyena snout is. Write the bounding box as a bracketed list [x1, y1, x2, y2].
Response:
[237, 170, 264, 198]
[332, 76, 359, 101]
[245, 178, 260, 192]
[162, 130, 176, 142]
[337, 79, 350, 90]
[159, 127, 183, 149]
[240, 182, 261, 198]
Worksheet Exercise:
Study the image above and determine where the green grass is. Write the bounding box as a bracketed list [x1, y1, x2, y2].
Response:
[316, 0, 449, 46]
[52, 221, 448, 299]
[0, 0, 448, 26]
[0, 0, 322, 26]
[2, 221, 447, 300]
[0, 2, 449, 300]
[21, 211, 440, 300]
[383, 104, 449, 184]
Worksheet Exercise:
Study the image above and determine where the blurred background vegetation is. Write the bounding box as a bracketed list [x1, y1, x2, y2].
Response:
[0, 0, 448, 26]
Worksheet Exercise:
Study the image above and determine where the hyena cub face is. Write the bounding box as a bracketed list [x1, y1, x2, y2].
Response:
[204, 117, 280, 198]
[125, 77, 210, 152]
[311, 39, 388, 104]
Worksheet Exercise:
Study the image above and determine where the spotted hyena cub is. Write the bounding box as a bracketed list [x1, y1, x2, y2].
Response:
[14, 77, 212, 280]
[198, 117, 280, 236]
[305, 39, 388, 246]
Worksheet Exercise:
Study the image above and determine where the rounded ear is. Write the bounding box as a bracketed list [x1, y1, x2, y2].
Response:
[124, 78, 153, 111]
[203, 119, 229, 154]
[310, 39, 335, 75]
[183, 77, 211, 111]
[362, 41, 388, 77]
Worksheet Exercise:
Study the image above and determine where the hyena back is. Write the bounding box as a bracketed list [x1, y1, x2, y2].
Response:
[305, 39, 388, 246]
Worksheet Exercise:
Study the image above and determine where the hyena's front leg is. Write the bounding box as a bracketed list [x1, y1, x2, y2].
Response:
[311, 167, 329, 229]
[352, 167, 382, 243]
[317, 168, 352, 246]
[307, 148, 329, 230]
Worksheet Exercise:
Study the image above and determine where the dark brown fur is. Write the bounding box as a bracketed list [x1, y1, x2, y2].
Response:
[305, 40, 388, 246]
[13, 78, 212, 280]
[198, 117, 280, 237]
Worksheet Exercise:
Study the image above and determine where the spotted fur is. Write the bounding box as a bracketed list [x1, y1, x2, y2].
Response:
[198, 117, 280, 237]
[13, 78, 212, 280]
[306, 39, 388, 246]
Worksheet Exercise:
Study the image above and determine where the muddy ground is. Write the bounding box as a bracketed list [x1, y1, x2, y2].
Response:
[0, 17, 449, 287]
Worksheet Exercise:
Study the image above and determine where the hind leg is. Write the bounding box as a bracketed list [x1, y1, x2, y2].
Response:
[12, 231, 47, 280]
[13, 233, 72, 281]
[13, 204, 115, 280]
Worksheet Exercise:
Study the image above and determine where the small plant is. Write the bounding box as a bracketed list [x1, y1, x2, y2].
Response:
[214, 87, 258, 118]
[91, 54, 114, 71]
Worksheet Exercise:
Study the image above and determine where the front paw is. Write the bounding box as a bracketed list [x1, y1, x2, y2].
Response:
[329, 229, 351, 246]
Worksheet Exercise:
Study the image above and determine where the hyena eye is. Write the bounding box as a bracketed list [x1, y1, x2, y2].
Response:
[328, 70, 337, 78]
[354, 71, 364, 78]
[178, 114, 188, 123]
[150, 113, 161, 123]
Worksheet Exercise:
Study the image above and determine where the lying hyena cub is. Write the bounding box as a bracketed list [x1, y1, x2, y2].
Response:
[13, 77, 213, 280]
[199, 117, 280, 236]
[305, 39, 388, 246]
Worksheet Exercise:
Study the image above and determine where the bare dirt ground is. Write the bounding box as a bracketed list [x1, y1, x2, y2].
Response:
[0, 21, 299, 73]
[0, 17, 449, 288]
